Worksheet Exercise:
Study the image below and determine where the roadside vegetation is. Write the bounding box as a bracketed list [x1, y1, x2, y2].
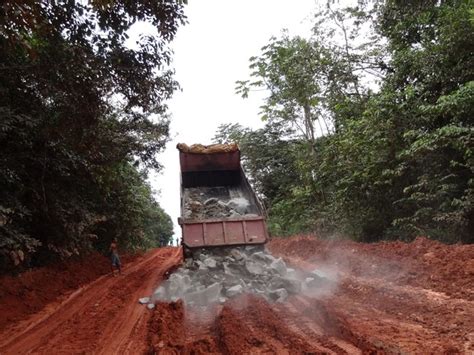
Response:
[0, 1, 183, 271]
[216, 1, 473, 243]
[1, 1, 472, 274]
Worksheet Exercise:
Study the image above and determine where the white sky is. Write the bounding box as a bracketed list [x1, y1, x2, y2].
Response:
[146, 0, 318, 243]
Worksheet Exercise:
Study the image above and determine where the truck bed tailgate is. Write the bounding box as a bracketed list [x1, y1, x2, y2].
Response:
[181, 217, 267, 248]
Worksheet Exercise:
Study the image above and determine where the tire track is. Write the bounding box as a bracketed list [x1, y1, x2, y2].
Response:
[0, 247, 181, 354]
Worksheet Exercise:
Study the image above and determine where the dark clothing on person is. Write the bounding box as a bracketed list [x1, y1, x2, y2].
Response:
[111, 252, 121, 267]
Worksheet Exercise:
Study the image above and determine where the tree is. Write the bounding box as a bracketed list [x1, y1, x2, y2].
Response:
[233, 0, 473, 243]
[0, 1, 185, 268]
[213, 122, 318, 235]
[236, 35, 331, 149]
[373, 0, 474, 242]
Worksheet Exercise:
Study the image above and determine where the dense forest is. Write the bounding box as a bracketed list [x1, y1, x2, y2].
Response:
[0, 1, 472, 273]
[0, 1, 183, 270]
[216, 0, 473, 243]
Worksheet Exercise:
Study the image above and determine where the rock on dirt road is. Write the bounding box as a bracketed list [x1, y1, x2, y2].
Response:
[1, 236, 473, 354]
[148, 236, 474, 354]
[150, 246, 328, 306]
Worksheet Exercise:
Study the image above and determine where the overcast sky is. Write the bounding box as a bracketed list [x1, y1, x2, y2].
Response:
[146, 1, 318, 243]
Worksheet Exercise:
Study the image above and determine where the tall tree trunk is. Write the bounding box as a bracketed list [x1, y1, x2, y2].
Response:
[303, 104, 326, 203]
[303, 104, 316, 148]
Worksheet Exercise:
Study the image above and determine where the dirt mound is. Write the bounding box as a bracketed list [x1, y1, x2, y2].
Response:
[269, 235, 474, 300]
[146, 294, 381, 354]
[0, 252, 137, 331]
[148, 300, 222, 354]
[268, 235, 474, 353]
[147, 301, 186, 352]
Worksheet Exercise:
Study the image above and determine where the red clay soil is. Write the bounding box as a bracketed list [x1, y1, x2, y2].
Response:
[0, 247, 181, 354]
[147, 300, 222, 354]
[269, 235, 474, 353]
[145, 236, 473, 354]
[0, 252, 138, 332]
[147, 294, 376, 354]
[2, 237, 473, 354]
[269, 235, 474, 301]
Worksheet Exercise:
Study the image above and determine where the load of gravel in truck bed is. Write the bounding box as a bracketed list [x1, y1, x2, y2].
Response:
[183, 186, 260, 220]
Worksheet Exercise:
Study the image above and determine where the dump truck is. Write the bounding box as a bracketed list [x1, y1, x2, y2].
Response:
[177, 143, 268, 258]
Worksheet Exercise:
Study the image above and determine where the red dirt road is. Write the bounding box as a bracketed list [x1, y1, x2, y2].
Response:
[1, 237, 473, 354]
[148, 237, 474, 354]
[0, 247, 181, 354]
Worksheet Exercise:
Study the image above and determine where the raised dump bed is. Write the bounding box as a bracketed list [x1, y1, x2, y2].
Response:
[177, 143, 268, 253]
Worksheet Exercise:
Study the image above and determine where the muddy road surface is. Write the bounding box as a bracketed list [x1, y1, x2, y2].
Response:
[1, 237, 473, 354]
[0, 247, 181, 354]
[149, 237, 473, 354]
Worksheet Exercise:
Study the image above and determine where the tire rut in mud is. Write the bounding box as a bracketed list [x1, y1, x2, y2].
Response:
[0, 248, 181, 355]
[147, 295, 375, 354]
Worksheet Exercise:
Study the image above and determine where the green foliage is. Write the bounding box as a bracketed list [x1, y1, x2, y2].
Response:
[92, 162, 174, 253]
[236, 34, 340, 144]
[213, 122, 321, 236]
[234, 0, 473, 243]
[0, 1, 184, 269]
[392, 84, 474, 242]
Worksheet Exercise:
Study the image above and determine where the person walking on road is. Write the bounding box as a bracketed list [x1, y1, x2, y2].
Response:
[110, 238, 122, 276]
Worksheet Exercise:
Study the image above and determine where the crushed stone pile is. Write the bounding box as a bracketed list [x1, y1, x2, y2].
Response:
[146, 246, 324, 307]
[177, 142, 239, 154]
[183, 187, 259, 220]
